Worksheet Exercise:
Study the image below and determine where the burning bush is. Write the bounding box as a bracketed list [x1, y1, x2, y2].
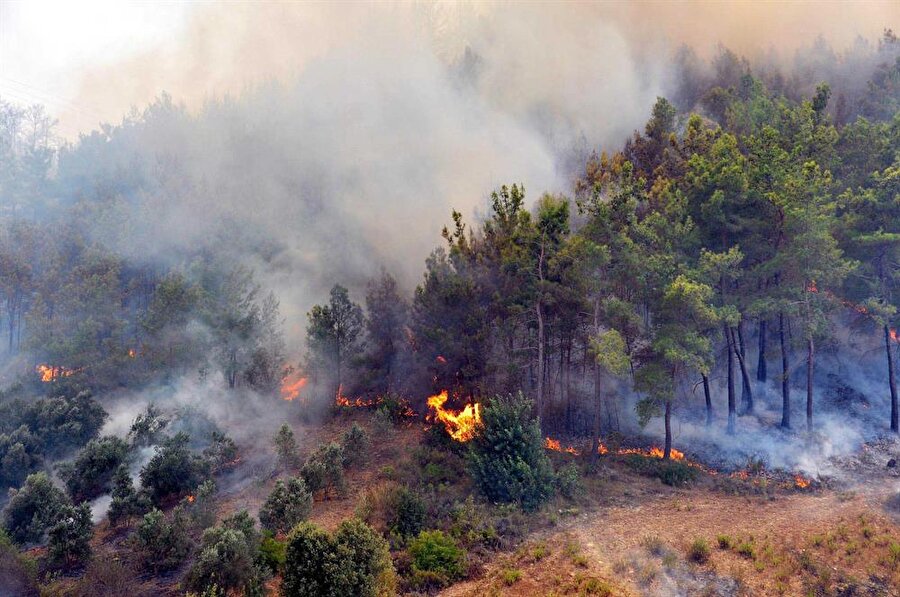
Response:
[259, 477, 313, 534]
[57, 436, 129, 502]
[467, 393, 555, 511]
[282, 519, 394, 597]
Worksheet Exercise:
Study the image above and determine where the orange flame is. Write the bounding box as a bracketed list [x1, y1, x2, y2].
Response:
[187, 495, 195, 503]
[426, 390, 481, 442]
[335, 385, 380, 408]
[435, 355, 447, 364]
[891, 328, 898, 343]
[806, 280, 818, 293]
[127, 348, 136, 358]
[281, 373, 308, 402]
[794, 474, 811, 489]
[544, 437, 580, 455]
[35, 364, 79, 382]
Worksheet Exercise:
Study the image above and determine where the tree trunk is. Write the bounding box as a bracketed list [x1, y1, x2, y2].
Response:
[806, 336, 815, 432]
[702, 373, 713, 426]
[886, 325, 899, 433]
[590, 299, 602, 461]
[780, 312, 791, 428]
[536, 301, 545, 422]
[663, 399, 672, 460]
[725, 325, 736, 434]
[756, 319, 767, 383]
[731, 327, 754, 413]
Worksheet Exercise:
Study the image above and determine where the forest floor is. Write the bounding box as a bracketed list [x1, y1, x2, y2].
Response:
[78, 409, 900, 597]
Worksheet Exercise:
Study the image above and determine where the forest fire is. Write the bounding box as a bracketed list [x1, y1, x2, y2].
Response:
[543, 436, 688, 461]
[544, 437, 580, 455]
[794, 474, 811, 489]
[334, 385, 381, 408]
[426, 390, 481, 442]
[35, 364, 79, 382]
[187, 494, 195, 503]
[280, 373, 308, 402]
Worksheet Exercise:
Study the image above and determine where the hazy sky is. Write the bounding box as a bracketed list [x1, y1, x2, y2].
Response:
[0, 1, 897, 140]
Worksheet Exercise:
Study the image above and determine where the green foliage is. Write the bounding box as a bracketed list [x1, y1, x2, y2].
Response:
[688, 538, 711, 564]
[47, 502, 93, 570]
[282, 519, 394, 597]
[384, 486, 427, 540]
[0, 391, 107, 491]
[107, 464, 151, 526]
[300, 442, 345, 498]
[274, 424, 299, 469]
[0, 528, 38, 595]
[127, 404, 169, 448]
[133, 508, 194, 573]
[202, 431, 238, 472]
[555, 462, 584, 499]
[468, 393, 555, 511]
[259, 532, 286, 573]
[259, 477, 312, 534]
[186, 510, 266, 596]
[408, 530, 467, 587]
[139, 432, 210, 505]
[306, 284, 364, 389]
[58, 435, 129, 502]
[341, 423, 369, 467]
[2, 472, 70, 544]
[623, 455, 698, 486]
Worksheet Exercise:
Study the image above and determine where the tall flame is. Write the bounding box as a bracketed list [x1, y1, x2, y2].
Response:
[426, 390, 481, 442]
[281, 373, 308, 401]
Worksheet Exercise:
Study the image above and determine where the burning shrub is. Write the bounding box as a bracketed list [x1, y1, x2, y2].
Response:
[186, 510, 266, 596]
[140, 432, 211, 505]
[282, 519, 394, 597]
[467, 393, 555, 511]
[341, 423, 370, 467]
[300, 442, 345, 499]
[274, 424, 300, 469]
[2, 472, 70, 545]
[259, 477, 313, 534]
[47, 502, 93, 570]
[57, 435, 129, 502]
[407, 530, 467, 588]
[132, 508, 194, 573]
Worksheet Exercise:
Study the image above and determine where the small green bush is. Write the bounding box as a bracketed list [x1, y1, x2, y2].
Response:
[133, 508, 194, 573]
[2, 472, 70, 544]
[139, 433, 210, 505]
[688, 538, 710, 564]
[341, 423, 369, 467]
[259, 532, 286, 573]
[623, 455, 698, 486]
[556, 463, 584, 499]
[185, 511, 265, 596]
[408, 530, 467, 586]
[47, 502, 93, 570]
[300, 442, 345, 498]
[468, 393, 555, 511]
[259, 477, 312, 534]
[57, 436, 129, 502]
[716, 534, 733, 549]
[386, 486, 426, 540]
[500, 568, 521, 585]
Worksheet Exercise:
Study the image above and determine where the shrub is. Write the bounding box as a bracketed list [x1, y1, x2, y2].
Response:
[556, 463, 584, 499]
[202, 431, 238, 472]
[127, 404, 169, 447]
[623, 455, 698, 486]
[341, 423, 369, 467]
[408, 530, 467, 586]
[47, 502, 93, 570]
[688, 538, 710, 564]
[500, 568, 522, 585]
[139, 432, 210, 505]
[300, 442, 345, 498]
[133, 508, 193, 573]
[274, 424, 299, 469]
[0, 529, 38, 596]
[107, 464, 151, 526]
[70, 559, 146, 597]
[2, 472, 70, 544]
[259, 532, 286, 573]
[58, 436, 129, 502]
[467, 393, 555, 511]
[259, 477, 312, 534]
[282, 519, 394, 597]
[186, 511, 265, 596]
[385, 486, 426, 540]
[716, 534, 733, 549]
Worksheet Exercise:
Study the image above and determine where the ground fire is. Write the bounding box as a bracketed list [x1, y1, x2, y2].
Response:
[426, 390, 482, 442]
[35, 364, 79, 382]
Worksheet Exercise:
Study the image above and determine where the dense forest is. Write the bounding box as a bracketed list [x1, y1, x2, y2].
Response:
[1, 26, 899, 597]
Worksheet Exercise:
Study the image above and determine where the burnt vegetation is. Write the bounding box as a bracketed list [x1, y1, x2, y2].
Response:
[0, 26, 899, 597]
